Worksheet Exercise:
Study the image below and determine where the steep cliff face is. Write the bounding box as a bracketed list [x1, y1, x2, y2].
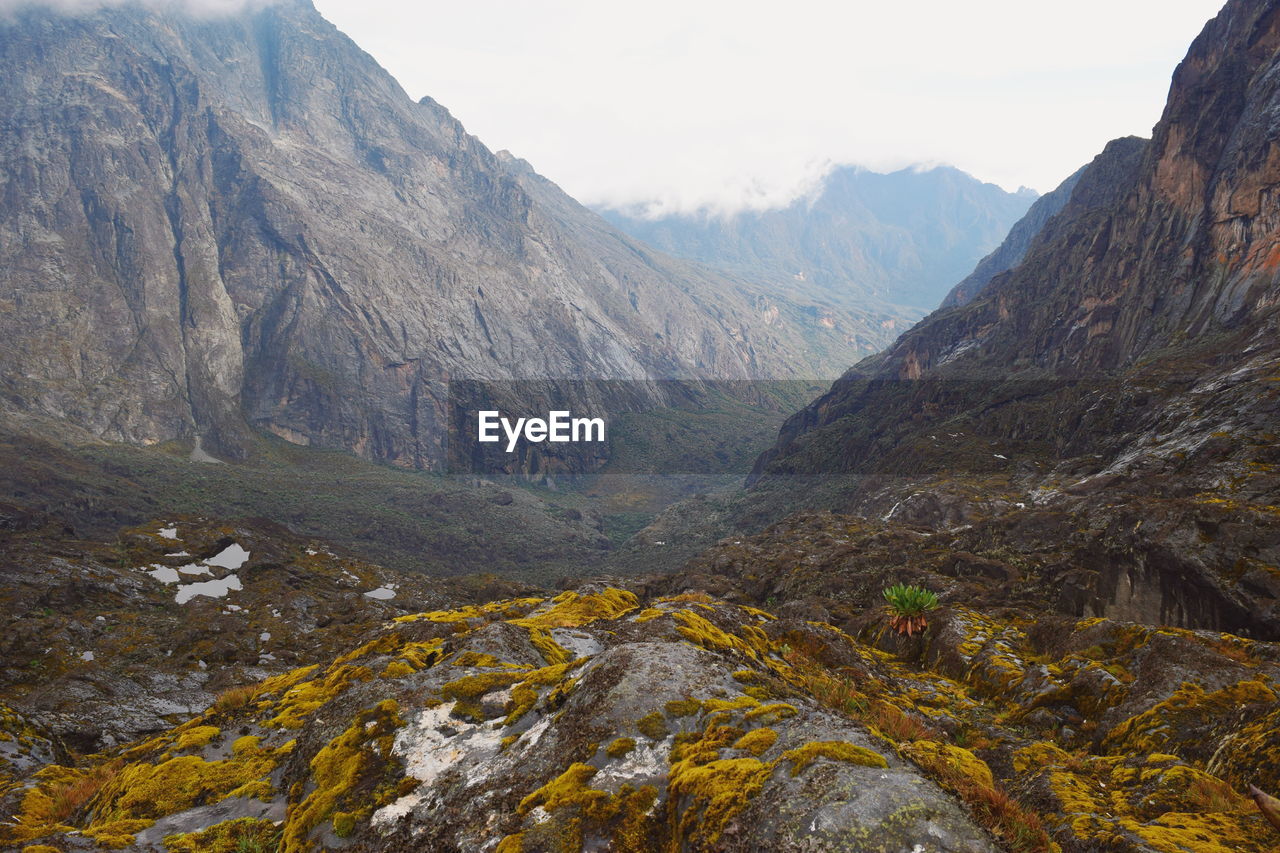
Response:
[601, 165, 1037, 314]
[0, 0, 867, 468]
[740, 0, 1280, 637]
[850, 0, 1280, 380]
[940, 161, 1090, 308]
[756, 0, 1280, 467]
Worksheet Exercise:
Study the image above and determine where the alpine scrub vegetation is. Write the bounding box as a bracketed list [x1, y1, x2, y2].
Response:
[882, 583, 940, 636]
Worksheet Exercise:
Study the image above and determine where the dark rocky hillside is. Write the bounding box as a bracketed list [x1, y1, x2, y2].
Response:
[2, 520, 1279, 852]
[733, 0, 1280, 641]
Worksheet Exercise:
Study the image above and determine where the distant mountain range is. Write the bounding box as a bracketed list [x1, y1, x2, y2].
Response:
[599, 165, 1037, 313]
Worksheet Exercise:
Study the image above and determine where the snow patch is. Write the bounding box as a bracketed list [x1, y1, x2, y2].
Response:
[80, 651, 95, 662]
[364, 587, 395, 600]
[147, 565, 181, 584]
[175, 574, 242, 605]
[158, 526, 179, 540]
[206, 543, 250, 570]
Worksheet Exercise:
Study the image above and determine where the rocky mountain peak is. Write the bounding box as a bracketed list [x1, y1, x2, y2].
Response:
[0, 0, 874, 467]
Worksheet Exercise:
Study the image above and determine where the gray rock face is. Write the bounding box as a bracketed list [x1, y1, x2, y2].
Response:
[600, 165, 1038, 313]
[0, 0, 871, 468]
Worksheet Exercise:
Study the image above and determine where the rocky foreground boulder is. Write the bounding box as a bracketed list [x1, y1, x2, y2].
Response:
[3, 581, 1278, 852]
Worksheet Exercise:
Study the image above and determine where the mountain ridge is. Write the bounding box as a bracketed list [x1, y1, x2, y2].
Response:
[598, 164, 1037, 314]
[0, 0, 889, 472]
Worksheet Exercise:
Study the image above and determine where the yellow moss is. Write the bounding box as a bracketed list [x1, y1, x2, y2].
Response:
[398, 639, 445, 671]
[495, 832, 525, 852]
[664, 698, 702, 717]
[732, 670, 763, 684]
[731, 728, 777, 756]
[162, 817, 280, 852]
[637, 712, 669, 740]
[267, 664, 374, 729]
[1013, 741, 1075, 775]
[526, 627, 572, 666]
[93, 751, 277, 825]
[740, 606, 776, 621]
[901, 741, 994, 789]
[702, 696, 760, 714]
[781, 741, 887, 775]
[500, 735, 519, 752]
[392, 605, 486, 624]
[231, 735, 262, 756]
[503, 662, 578, 726]
[81, 818, 152, 848]
[173, 725, 219, 752]
[545, 676, 580, 711]
[332, 810, 358, 838]
[606, 737, 637, 758]
[256, 665, 319, 700]
[743, 702, 797, 723]
[670, 724, 742, 766]
[395, 597, 547, 625]
[6, 764, 92, 841]
[450, 651, 508, 668]
[634, 608, 665, 623]
[519, 763, 607, 815]
[667, 756, 771, 848]
[380, 660, 415, 679]
[442, 671, 525, 705]
[1110, 812, 1271, 853]
[513, 763, 658, 850]
[1103, 679, 1276, 755]
[334, 633, 403, 665]
[22, 846, 63, 853]
[281, 699, 403, 853]
[511, 589, 638, 631]
[674, 611, 770, 660]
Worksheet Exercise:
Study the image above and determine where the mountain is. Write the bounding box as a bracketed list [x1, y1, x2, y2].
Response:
[744, 0, 1280, 637]
[940, 161, 1090, 308]
[599, 165, 1037, 313]
[0, 0, 877, 471]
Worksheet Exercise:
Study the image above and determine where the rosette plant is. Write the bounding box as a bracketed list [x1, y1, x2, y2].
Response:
[882, 583, 940, 636]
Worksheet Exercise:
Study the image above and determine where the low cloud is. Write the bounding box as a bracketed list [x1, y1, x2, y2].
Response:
[592, 159, 840, 221]
[0, 0, 275, 19]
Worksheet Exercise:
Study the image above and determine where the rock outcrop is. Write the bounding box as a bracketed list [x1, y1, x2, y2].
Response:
[3, 561, 1278, 852]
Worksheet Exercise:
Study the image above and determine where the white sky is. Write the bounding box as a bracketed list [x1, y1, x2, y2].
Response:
[314, 0, 1226, 215]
